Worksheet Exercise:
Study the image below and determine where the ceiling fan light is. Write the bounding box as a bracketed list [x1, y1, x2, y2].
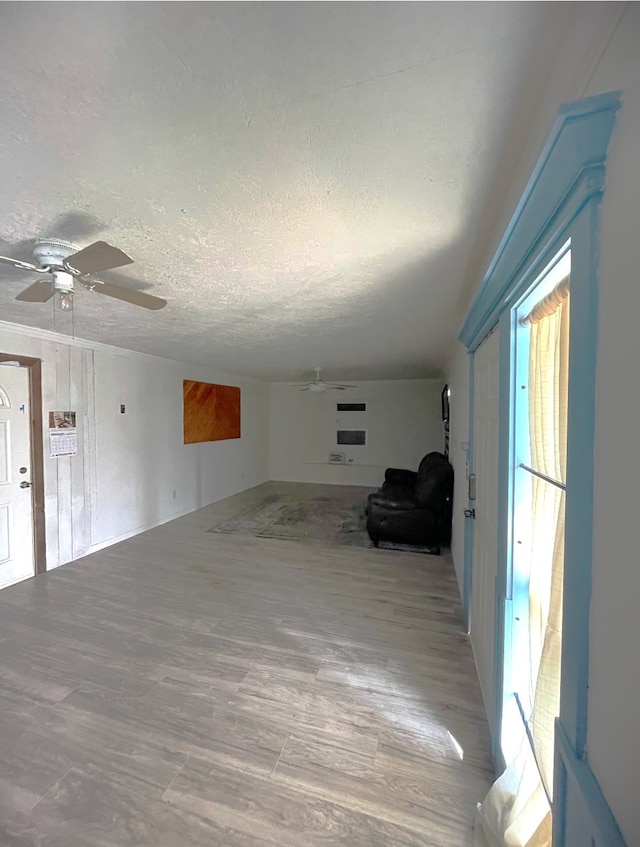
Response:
[57, 290, 73, 311]
[309, 383, 326, 392]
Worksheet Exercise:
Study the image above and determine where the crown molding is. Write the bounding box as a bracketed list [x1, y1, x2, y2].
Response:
[0, 319, 266, 384]
[459, 91, 621, 351]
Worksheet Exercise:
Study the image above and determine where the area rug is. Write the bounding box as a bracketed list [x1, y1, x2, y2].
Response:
[208, 488, 372, 548]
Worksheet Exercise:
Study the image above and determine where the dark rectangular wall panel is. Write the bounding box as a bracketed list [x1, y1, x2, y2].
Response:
[183, 380, 241, 444]
[337, 430, 366, 446]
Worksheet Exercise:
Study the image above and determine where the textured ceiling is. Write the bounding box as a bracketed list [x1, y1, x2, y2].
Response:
[0, 2, 568, 381]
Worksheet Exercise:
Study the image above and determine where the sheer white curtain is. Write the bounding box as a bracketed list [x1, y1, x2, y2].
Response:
[474, 281, 569, 847]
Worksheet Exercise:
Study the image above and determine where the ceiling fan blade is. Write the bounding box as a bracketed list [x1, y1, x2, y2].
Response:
[64, 241, 133, 275]
[328, 384, 356, 389]
[0, 255, 41, 273]
[15, 281, 54, 303]
[299, 386, 310, 391]
[83, 279, 166, 310]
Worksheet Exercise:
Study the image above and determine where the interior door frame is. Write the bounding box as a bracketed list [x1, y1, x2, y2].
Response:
[0, 352, 46, 576]
[466, 325, 503, 755]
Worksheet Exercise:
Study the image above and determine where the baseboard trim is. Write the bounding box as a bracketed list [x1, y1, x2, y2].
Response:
[86, 480, 270, 556]
[86, 505, 196, 555]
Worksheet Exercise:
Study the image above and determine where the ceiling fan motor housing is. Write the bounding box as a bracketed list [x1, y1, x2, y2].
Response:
[33, 239, 75, 270]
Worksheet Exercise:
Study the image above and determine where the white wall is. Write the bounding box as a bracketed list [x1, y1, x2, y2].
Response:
[269, 379, 444, 487]
[446, 5, 640, 843]
[0, 320, 270, 569]
[582, 8, 640, 845]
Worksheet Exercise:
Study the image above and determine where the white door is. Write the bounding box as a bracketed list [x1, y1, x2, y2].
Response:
[0, 366, 35, 589]
[470, 327, 500, 737]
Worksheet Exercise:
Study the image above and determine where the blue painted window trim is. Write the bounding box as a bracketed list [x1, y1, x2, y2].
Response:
[460, 92, 620, 352]
[555, 721, 627, 847]
[458, 91, 624, 846]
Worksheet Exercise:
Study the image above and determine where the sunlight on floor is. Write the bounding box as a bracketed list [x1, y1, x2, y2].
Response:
[313, 661, 467, 763]
[447, 730, 465, 760]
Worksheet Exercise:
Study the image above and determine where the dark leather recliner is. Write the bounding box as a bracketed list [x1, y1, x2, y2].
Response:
[366, 452, 454, 553]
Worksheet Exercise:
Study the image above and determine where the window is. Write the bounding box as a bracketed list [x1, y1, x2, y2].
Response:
[502, 246, 570, 834]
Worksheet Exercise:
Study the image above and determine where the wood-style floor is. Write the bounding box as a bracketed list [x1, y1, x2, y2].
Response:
[0, 483, 494, 846]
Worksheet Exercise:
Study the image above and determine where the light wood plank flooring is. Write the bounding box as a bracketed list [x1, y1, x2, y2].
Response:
[0, 483, 494, 846]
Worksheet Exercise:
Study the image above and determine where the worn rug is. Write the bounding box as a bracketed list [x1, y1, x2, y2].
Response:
[208, 486, 373, 548]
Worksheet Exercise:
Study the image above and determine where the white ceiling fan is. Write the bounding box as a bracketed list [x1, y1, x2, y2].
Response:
[292, 367, 356, 392]
[0, 239, 167, 311]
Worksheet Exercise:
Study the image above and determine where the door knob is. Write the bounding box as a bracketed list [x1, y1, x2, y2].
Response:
[19, 481, 32, 489]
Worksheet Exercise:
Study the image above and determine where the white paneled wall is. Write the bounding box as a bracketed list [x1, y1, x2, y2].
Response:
[0, 320, 270, 569]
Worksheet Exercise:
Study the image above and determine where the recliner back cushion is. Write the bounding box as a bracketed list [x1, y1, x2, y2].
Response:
[415, 460, 453, 507]
[417, 451, 447, 476]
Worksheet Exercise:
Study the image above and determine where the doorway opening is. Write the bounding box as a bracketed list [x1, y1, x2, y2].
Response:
[0, 353, 46, 587]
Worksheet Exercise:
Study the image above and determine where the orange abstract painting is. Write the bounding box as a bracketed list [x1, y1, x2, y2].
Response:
[183, 380, 241, 444]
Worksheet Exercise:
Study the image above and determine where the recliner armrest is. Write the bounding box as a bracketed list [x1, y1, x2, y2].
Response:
[368, 492, 422, 512]
[384, 468, 418, 487]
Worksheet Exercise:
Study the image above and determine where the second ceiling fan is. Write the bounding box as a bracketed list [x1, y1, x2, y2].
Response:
[292, 368, 356, 392]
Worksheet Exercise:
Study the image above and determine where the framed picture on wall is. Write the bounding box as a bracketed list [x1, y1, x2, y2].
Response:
[441, 384, 450, 458]
[441, 384, 450, 425]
